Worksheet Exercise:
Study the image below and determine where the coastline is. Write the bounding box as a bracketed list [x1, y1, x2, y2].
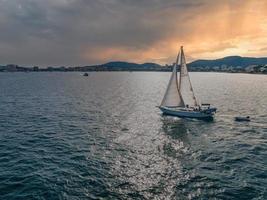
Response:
[0, 70, 266, 75]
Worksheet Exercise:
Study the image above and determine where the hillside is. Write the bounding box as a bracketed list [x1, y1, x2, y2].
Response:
[188, 56, 267, 68]
[102, 61, 162, 69]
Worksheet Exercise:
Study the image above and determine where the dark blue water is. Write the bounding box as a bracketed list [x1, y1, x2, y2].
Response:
[0, 72, 266, 199]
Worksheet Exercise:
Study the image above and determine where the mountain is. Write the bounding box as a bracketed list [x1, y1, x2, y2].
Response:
[102, 61, 140, 68]
[188, 56, 267, 68]
[98, 61, 165, 71]
[1, 56, 267, 73]
[102, 61, 162, 69]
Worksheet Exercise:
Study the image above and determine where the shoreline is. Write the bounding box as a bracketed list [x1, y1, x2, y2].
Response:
[0, 70, 266, 75]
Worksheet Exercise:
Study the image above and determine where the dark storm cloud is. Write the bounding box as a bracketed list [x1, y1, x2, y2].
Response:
[0, 0, 205, 66]
[1, 0, 266, 66]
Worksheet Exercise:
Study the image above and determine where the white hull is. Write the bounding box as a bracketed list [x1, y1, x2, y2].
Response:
[159, 106, 215, 119]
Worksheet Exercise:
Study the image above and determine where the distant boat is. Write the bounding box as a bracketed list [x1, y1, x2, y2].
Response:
[158, 46, 217, 119]
[83, 72, 89, 76]
[235, 116, 250, 122]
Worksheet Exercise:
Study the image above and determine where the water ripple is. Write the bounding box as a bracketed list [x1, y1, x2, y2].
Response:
[0, 72, 266, 199]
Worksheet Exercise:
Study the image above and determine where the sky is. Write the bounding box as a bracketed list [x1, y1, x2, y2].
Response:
[0, 0, 267, 67]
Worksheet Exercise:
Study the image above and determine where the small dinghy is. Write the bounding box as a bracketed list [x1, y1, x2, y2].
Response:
[158, 46, 217, 119]
[83, 73, 89, 76]
[235, 116, 250, 122]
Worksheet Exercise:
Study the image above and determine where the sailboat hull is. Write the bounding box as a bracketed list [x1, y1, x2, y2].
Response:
[159, 106, 215, 119]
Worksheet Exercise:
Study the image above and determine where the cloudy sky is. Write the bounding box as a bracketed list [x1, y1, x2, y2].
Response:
[0, 0, 267, 66]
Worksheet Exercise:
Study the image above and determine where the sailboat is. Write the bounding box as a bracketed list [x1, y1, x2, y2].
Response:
[159, 46, 217, 119]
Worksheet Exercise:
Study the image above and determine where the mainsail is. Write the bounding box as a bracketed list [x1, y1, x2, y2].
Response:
[160, 52, 185, 107]
[178, 47, 198, 107]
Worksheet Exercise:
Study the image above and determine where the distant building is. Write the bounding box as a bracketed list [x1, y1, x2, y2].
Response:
[213, 66, 220, 70]
[259, 65, 267, 73]
[245, 65, 257, 72]
[59, 66, 66, 71]
[221, 64, 228, 70]
[47, 67, 54, 71]
[33, 66, 39, 71]
[6, 64, 18, 72]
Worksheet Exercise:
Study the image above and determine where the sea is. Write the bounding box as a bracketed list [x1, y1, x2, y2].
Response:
[0, 72, 266, 200]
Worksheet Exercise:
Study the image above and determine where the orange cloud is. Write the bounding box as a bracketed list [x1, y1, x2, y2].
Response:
[81, 0, 267, 65]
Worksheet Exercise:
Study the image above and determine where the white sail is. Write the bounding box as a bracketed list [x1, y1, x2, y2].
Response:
[178, 46, 198, 107]
[160, 53, 185, 107]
